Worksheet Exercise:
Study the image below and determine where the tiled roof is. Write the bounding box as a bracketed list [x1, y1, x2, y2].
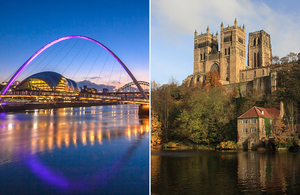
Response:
[238, 106, 280, 118]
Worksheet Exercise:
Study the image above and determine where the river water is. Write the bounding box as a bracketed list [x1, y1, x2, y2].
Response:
[152, 149, 300, 195]
[0, 104, 149, 194]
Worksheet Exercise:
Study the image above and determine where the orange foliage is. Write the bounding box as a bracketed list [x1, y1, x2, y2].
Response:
[204, 70, 222, 90]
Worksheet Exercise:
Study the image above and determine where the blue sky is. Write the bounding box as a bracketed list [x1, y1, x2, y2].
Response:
[0, 0, 149, 89]
[151, 0, 300, 84]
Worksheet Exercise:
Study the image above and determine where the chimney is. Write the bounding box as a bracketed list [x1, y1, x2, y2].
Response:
[280, 101, 284, 118]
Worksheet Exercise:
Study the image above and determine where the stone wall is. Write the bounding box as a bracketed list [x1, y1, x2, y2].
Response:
[223, 75, 272, 96]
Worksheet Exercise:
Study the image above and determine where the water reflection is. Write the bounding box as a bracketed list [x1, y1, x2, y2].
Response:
[0, 105, 149, 194]
[0, 106, 149, 158]
[151, 150, 300, 195]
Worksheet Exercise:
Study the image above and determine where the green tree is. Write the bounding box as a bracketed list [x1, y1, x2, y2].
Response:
[176, 87, 235, 145]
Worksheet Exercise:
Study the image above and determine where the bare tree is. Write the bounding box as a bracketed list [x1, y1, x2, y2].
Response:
[272, 56, 280, 65]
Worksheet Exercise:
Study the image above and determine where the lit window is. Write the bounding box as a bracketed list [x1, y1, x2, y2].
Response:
[242, 119, 247, 124]
[250, 119, 256, 124]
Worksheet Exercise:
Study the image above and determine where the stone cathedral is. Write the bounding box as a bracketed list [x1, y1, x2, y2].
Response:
[183, 19, 274, 94]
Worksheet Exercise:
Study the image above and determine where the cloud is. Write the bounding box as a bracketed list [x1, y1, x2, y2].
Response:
[77, 80, 116, 92]
[89, 76, 100, 80]
[151, 0, 300, 84]
[111, 80, 121, 84]
[153, 0, 300, 50]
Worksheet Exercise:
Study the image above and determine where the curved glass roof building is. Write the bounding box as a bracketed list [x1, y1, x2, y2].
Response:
[18, 71, 79, 92]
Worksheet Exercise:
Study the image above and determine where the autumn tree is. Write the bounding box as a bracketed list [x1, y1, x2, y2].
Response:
[272, 116, 286, 136]
[151, 80, 182, 141]
[151, 111, 163, 145]
[204, 70, 222, 90]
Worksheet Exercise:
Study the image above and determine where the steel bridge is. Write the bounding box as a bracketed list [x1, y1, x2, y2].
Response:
[0, 35, 149, 106]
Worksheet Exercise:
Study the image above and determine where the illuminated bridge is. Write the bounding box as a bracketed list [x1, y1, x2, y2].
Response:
[0, 35, 149, 107]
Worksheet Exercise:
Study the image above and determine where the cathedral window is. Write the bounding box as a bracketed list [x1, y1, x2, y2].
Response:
[262, 70, 264, 75]
[254, 71, 256, 77]
[201, 54, 203, 60]
[258, 38, 260, 45]
[254, 53, 257, 67]
[224, 36, 232, 42]
[257, 52, 260, 67]
[228, 48, 230, 55]
[210, 63, 220, 74]
[204, 53, 206, 60]
[254, 38, 256, 46]
[225, 49, 227, 55]
[238, 37, 243, 44]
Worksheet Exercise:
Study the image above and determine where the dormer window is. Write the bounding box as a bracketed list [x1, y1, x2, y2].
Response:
[257, 108, 264, 115]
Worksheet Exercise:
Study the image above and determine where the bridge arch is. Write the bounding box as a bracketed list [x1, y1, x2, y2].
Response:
[0, 35, 148, 100]
[117, 81, 149, 92]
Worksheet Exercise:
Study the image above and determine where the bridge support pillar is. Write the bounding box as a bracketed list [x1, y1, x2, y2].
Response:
[138, 104, 149, 117]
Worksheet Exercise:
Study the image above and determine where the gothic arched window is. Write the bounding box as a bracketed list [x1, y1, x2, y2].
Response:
[210, 63, 220, 74]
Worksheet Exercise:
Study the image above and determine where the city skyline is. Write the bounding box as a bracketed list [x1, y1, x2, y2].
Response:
[0, 0, 149, 89]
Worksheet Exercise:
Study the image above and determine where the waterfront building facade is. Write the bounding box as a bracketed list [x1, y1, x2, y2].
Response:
[237, 103, 284, 149]
[17, 71, 79, 93]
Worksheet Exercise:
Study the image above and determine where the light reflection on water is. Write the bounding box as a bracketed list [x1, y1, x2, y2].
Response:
[0, 104, 149, 194]
[151, 150, 300, 195]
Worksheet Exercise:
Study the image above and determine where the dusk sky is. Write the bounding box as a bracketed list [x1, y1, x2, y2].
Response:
[151, 0, 300, 84]
[0, 0, 149, 89]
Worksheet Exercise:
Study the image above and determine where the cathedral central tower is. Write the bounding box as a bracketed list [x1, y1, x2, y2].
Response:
[193, 19, 245, 85]
[220, 18, 246, 84]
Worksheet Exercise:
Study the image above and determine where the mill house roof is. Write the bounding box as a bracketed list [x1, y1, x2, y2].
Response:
[238, 106, 280, 119]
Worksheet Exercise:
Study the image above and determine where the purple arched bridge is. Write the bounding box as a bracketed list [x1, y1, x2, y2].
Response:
[0, 35, 148, 100]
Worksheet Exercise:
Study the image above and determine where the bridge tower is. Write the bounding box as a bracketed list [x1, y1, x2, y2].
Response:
[220, 19, 246, 84]
[248, 30, 272, 68]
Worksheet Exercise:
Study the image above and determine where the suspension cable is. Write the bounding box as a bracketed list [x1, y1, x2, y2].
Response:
[107, 60, 116, 89]
[42, 40, 70, 71]
[62, 41, 87, 75]
[53, 39, 77, 71]
[72, 44, 95, 80]
[22, 42, 59, 79]
[96, 53, 109, 84]
[83, 48, 103, 86]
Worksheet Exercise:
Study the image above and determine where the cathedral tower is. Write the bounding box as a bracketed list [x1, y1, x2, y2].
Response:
[194, 27, 218, 73]
[248, 30, 272, 68]
[220, 19, 246, 84]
